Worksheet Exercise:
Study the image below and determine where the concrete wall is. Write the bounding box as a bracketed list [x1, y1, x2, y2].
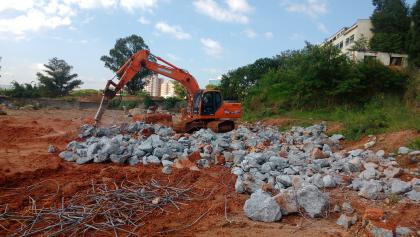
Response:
[5, 98, 100, 110]
[351, 51, 408, 67]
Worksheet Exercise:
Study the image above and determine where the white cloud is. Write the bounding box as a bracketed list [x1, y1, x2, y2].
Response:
[243, 28, 257, 38]
[120, 0, 158, 12]
[226, 0, 252, 13]
[64, 0, 118, 9]
[317, 22, 328, 34]
[0, 0, 35, 12]
[281, 0, 327, 18]
[193, 0, 253, 24]
[0, 0, 159, 39]
[0, 9, 71, 38]
[264, 31, 273, 39]
[200, 38, 223, 57]
[138, 16, 150, 25]
[155, 22, 191, 40]
[30, 62, 46, 73]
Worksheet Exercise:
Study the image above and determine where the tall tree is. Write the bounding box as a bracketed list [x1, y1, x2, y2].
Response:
[370, 0, 410, 53]
[37, 58, 82, 97]
[408, 0, 420, 67]
[100, 35, 151, 95]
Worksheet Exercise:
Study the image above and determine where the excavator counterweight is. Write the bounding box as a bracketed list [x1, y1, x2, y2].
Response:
[95, 50, 241, 133]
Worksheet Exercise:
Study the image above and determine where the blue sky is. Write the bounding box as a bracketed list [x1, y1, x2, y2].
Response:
[0, 0, 416, 89]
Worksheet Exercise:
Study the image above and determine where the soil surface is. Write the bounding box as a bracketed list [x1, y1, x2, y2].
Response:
[0, 108, 419, 237]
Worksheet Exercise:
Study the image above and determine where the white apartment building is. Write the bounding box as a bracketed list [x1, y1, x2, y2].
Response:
[326, 19, 373, 55]
[326, 19, 407, 67]
[160, 80, 176, 98]
[144, 74, 163, 97]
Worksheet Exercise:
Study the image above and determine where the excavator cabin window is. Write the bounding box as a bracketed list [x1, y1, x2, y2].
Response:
[193, 91, 222, 115]
[201, 91, 222, 115]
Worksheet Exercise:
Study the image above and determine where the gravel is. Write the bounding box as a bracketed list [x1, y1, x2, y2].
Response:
[57, 121, 420, 224]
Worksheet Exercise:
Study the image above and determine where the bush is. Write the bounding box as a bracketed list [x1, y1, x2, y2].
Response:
[163, 96, 181, 110]
[108, 97, 139, 110]
[3, 81, 41, 98]
[241, 43, 409, 117]
[143, 95, 153, 109]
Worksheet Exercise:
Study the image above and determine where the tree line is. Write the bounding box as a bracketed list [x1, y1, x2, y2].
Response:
[219, 0, 419, 116]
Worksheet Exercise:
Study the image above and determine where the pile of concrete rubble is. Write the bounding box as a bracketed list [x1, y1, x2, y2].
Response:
[59, 121, 419, 230]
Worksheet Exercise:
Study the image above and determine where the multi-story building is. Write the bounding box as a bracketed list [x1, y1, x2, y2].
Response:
[160, 80, 176, 98]
[326, 19, 373, 55]
[208, 79, 221, 86]
[144, 74, 163, 97]
[325, 19, 408, 67]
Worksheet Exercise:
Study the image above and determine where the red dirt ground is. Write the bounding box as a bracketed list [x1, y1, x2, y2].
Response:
[0, 108, 419, 237]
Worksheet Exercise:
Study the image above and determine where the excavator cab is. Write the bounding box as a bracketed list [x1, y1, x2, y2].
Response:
[192, 90, 223, 115]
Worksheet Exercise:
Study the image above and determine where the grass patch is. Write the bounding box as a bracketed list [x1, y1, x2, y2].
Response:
[244, 96, 419, 140]
[408, 137, 420, 150]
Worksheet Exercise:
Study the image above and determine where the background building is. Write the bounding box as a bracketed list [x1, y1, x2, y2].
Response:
[326, 19, 373, 55]
[144, 74, 176, 97]
[160, 80, 176, 98]
[144, 74, 163, 97]
[325, 19, 407, 68]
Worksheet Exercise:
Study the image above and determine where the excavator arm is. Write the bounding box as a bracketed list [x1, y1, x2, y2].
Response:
[94, 50, 200, 125]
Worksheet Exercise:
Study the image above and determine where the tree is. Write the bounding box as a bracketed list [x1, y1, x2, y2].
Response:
[370, 0, 410, 53]
[100, 35, 151, 95]
[173, 81, 187, 98]
[349, 35, 370, 52]
[408, 0, 420, 67]
[37, 57, 82, 97]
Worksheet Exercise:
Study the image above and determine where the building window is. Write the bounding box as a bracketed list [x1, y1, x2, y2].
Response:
[349, 35, 355, 44]
[339, 41, 343, 48]
[390, 57, 403, 66]
[364, 55, 376, 62]
[345, 38, 350, 46]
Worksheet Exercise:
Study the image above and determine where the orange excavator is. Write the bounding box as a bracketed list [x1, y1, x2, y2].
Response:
[94, 50, 241, 133]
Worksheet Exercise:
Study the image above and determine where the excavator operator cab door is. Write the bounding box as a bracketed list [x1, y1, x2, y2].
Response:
[192, 90, 222, 116]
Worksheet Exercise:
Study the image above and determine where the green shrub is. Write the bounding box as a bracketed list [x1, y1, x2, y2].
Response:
[163, 96, 182, 110]
[3, 81, 41, 98]
[242, 43, 409, 115]
[143, 95, 153, 109]
[108, 97, 139, 110]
